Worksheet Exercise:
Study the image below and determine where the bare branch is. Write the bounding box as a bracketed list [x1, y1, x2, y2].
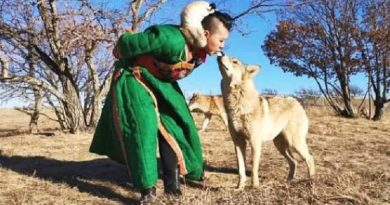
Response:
[232, 1, 312, 21]
[0, 75, 65, 102]
[128, 0, 167, 32]
[129, 0, 144, 32]
[37, 0, 63, 62]
[138, 0, 167, 25]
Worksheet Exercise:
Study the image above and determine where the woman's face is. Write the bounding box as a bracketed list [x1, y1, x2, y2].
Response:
[204, 24, 229, 55]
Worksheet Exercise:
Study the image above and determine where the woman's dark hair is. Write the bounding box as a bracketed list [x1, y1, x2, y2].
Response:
[202, 11, 233, 32]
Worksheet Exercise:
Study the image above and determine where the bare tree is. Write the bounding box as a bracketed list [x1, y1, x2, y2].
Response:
[262, 0, 370, 118]
[0, 0, 166, 133]
[353, 0, 389, 120]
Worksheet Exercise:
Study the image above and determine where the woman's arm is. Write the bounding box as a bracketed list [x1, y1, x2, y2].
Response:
[115, 26, 166, 59]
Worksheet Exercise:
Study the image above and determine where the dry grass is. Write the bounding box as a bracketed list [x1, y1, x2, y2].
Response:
[0, 106, 389, 205]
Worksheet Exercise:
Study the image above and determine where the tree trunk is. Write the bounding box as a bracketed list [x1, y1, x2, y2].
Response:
[29, 87, 42, 134]
[55, 74, 85, 134]
[0, 56, 9, 78]
[89, 95, 102, 128]
[339, 70, 356, 118]
[62, 83, 86, 134]
[85, 44, 102, 128]
[372, 98, 386, 121]
[341, 95, 356, 118]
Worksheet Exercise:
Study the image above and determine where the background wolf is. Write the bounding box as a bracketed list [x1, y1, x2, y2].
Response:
[188, 93, 228, 132]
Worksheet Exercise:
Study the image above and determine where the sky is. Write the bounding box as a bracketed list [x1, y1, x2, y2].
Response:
[0, 0, 367, 107]
[179, 13, 318, 96]
[164, 1, 366, 97]
[146, 1, 319, 97]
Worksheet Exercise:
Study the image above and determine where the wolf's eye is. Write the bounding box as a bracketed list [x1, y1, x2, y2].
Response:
[232, 60, 238, 64]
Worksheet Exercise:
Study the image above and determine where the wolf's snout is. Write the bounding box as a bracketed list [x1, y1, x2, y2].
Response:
[217, 56, 222, 62]
[217, 51, 225, 57]
[217, 54, 229, 71]
[216, 51, 225, 64]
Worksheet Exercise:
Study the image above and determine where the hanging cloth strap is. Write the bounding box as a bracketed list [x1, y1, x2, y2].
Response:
[131, 66, 188, 176]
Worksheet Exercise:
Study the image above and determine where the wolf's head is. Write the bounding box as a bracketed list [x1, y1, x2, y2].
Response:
[217, 55, 260, 89]
[188, 93, 209, 112]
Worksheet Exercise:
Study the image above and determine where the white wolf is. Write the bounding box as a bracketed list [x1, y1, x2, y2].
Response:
[217, 55, 315, 189]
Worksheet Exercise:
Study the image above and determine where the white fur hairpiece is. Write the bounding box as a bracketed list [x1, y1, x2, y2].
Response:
[180, 1, 216, 49]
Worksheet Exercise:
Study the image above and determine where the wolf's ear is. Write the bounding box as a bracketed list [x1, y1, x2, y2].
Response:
[245, 65, 260, 79]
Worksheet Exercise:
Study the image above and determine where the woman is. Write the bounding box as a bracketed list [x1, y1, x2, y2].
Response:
[89, 1, 233, 202]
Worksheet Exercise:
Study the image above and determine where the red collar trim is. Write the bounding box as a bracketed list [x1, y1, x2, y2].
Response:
[197, 49, 207, 63]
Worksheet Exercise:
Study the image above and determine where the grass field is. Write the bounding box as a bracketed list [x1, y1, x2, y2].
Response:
[0, 106, 389, 205]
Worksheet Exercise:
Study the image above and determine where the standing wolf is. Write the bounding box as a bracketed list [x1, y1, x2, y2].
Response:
[217, 54, 315, 189]
[188, 93, 228, 131]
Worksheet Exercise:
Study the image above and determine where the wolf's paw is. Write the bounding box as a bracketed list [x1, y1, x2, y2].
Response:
[252, 183, 260, 189]
[235, 183, 245, 191]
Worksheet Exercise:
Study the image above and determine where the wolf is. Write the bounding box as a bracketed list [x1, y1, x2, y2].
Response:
[217, 54, 315, 189]
[188, 93, 228, 132]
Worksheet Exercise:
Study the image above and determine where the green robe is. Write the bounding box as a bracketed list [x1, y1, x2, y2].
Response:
[90, 25, 204, 189]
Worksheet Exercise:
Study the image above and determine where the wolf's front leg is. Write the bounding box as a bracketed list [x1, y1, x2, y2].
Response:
[251, 138, 262, 188]
[233, 135, 247, 189]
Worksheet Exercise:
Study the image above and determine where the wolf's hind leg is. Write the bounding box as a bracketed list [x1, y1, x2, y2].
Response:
[273, 133, 297, 181]
[293, 136, 315, 179]
[201, 113, 212, 132]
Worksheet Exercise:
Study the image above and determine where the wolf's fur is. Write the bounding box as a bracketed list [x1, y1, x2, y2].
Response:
[218, 55, 315, 189]
[188, 93, 228, 131]
[180, 1, 215, 48]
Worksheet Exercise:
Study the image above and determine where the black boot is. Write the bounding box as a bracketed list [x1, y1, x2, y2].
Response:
[140, 186, 156, 204]
[163, 166, 182, 196]
[159, 135, 182, 196]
